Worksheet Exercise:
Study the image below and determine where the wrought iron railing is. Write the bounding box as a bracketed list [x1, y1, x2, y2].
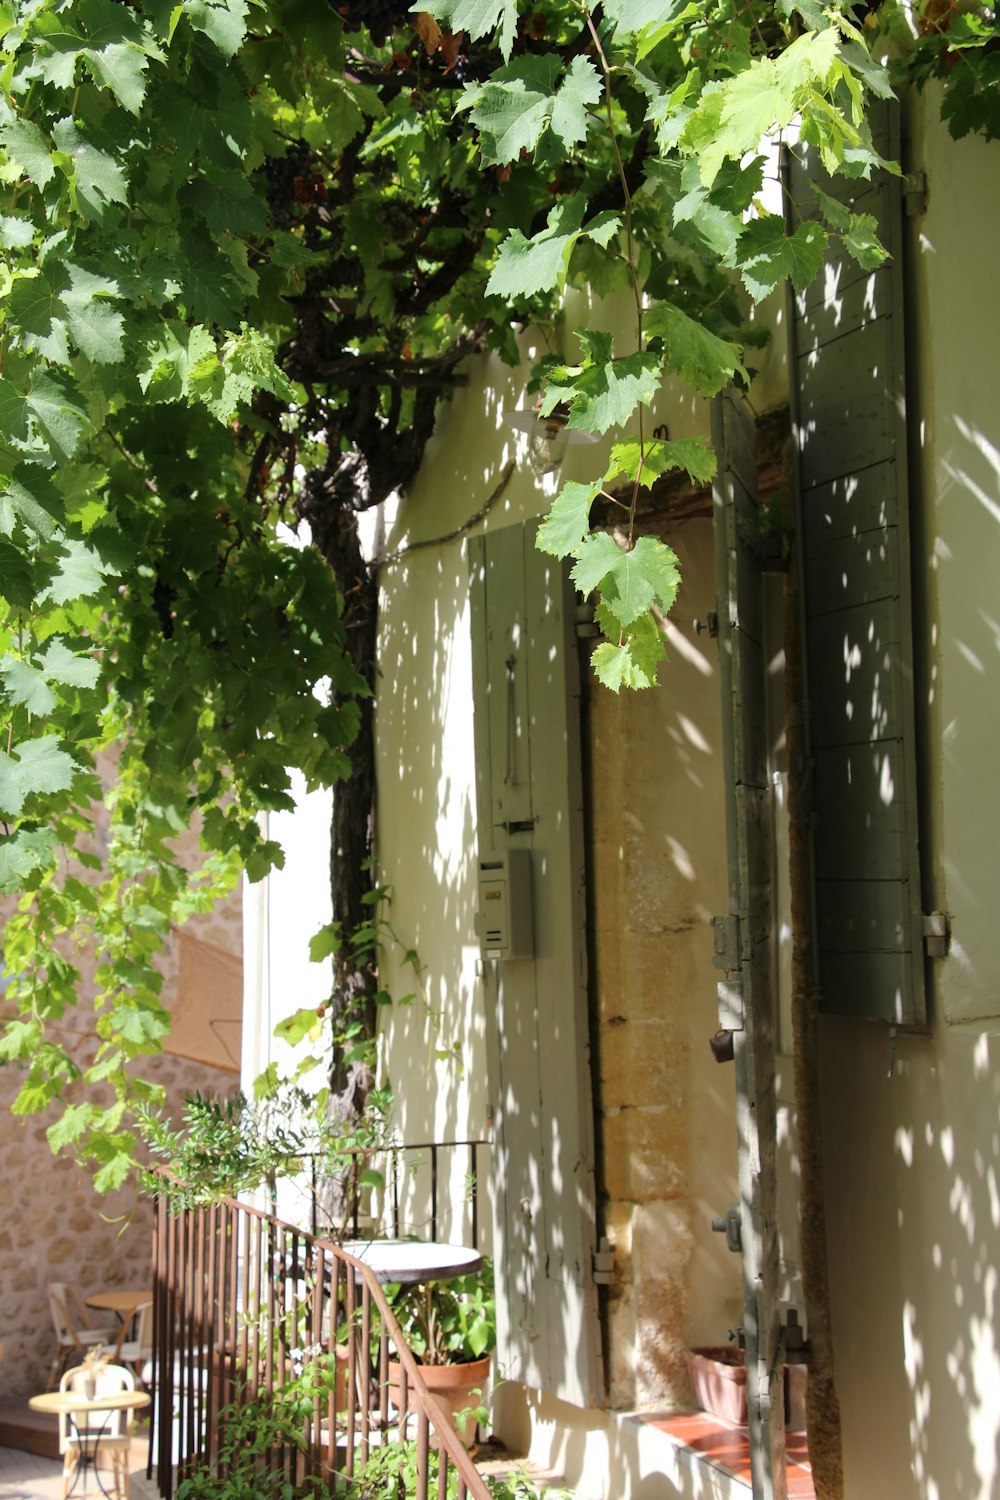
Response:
[293, 1138, 490, 1246]
[148, 1175, 492, 1500]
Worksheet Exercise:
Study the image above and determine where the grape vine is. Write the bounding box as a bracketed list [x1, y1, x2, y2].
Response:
[0, 0, 988, 1187]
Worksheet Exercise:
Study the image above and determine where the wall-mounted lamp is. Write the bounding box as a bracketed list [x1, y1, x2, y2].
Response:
[503, 401, 599, 476]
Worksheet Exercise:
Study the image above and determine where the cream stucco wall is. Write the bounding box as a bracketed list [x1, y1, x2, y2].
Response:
[815, 88, 1000, 1499]
[370, 87, 1000, 1495]
[373, 297, 744, 1447]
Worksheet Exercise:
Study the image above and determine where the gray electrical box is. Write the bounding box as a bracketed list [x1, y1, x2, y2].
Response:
[476, 850, 533, 960]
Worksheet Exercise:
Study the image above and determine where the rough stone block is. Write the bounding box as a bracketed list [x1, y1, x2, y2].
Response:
[602, 1105, 687, 1203]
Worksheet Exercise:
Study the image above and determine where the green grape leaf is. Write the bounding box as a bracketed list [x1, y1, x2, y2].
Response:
[0, 119, 57, 190]
[308, 922, 343, 961]
[93, 1151, 135, 1193]
[274, 1007, 325, 1046]
[584, 209, 622, 248]
[40, 638, 101, 689]
[0, 215, 35, 250]
[181, 0, 251, 58]
[591, 609, 667, 691]
[0, 542, 42, 608]
[139, 323, 218, 401]
[108, 1003, 171, 1047]
[9, 270, 67, 354]
[811, 182, 852, 232]
[0, 828, 58, 892]
[542, 335, 664, 434]
[51, 120, 129, 219]
[61, 264, 125, 364]
[487, 195, 587, 298]
[606, 436, 716, 489]
[25, 369, 93, 464]
[549, 56, 603, 151]
[737, 215, 828, 299]
[181, 169, 268, 238]
[40, 539, 107, 605]
[0, 735, 77, 817]
[418, 0, 518, 58]
[571, 533, 679, 626]
[0, 469, 66, 540]
[466, 56, 561, 166]
[0, 656, 58, 715]
[603, 0, 690, 41]
[536, 479, 604, 558]
[0, 1019, 45, 1060]
[0, 378, 28, 443]
[644, 301, 746, 394]
[47, 1102, 96, 1153]
[173, 235, 249, 327]
[842, 211, 889, 269]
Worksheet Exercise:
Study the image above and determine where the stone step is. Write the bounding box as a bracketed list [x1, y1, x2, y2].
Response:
[0, 1402, 60, 1460]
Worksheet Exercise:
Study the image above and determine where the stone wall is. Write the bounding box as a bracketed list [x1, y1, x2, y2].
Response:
[0, 1036, 237, 1399]
[587, 518, 742, 1410]
[0, 765, 243, 1401]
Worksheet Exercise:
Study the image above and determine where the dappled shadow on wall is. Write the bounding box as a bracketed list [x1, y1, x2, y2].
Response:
[895, 1035, 1000, 1499]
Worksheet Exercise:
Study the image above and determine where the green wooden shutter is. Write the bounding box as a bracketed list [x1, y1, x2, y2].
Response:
[712, 390, 787, 1500]
[468, 521, 601, 1408]
[786, 108, 926, 1025]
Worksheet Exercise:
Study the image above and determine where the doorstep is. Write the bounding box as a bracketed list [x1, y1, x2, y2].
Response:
[625, 1409, 814, 1499]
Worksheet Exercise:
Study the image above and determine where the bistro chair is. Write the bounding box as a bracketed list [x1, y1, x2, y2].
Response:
[47, 1283, 118, 1389]
[103, 1300, 154, 1388]
[58, 1363, 137, 1500]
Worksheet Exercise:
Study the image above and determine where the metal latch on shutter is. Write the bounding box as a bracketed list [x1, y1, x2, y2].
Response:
[711, 1205, 742, 1254]
[711, 914, 741, 971]
[592, 1237, 615, 1285]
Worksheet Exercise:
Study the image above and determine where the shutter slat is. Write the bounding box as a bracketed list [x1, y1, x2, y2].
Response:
[787, 104, 926, 1025]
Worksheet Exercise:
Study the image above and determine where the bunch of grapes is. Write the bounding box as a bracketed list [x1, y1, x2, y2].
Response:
[263, 139, 324, 228]
[333, 0, 412, 48]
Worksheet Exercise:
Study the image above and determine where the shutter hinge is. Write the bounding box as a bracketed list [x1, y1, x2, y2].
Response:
[905, 171, 928, 216]
[922, 910, 950, 958]
[592, 1237, 615, 1285]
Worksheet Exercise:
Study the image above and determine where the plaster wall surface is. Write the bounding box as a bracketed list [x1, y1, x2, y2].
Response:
[817, 90, 1000, 1498]
[905, 88, 1000, 1030]
[374, 313, 742, 1421]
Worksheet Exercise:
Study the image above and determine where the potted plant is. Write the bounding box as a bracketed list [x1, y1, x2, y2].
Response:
[383, 1259, 495, 1444]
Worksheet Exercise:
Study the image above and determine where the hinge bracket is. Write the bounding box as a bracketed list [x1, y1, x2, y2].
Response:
[592, 1237, 615, 1285]
[922, 910, 950, 958]
[905, 171, 928, 216]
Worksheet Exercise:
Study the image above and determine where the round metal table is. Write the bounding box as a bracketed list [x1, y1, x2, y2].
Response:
[340, 1239, 482, 1284]
[85, 1289, 152, 1317]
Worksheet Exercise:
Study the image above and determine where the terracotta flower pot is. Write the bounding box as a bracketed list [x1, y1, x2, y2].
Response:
[387, 1353, 492, 1446]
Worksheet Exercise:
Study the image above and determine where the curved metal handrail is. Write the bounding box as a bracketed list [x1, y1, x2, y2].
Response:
[148, 1169, 491, 1500]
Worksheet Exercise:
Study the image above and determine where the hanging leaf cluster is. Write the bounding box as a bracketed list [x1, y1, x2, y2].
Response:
[0, 0, 977, 1179]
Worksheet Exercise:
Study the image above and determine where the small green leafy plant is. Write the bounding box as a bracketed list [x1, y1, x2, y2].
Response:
[358, 1441, 571, 1500]
[385, 1259, 496, 1367]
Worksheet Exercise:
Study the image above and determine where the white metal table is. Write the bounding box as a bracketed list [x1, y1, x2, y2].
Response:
[340, 1239, 483, 1284]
